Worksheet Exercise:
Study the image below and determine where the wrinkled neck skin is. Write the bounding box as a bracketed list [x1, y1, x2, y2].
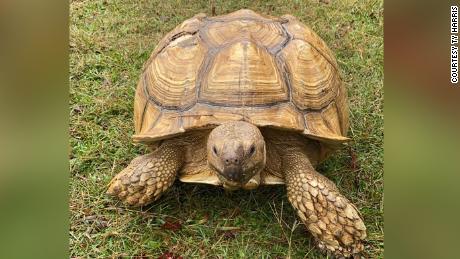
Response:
[207, 121, 266, 190]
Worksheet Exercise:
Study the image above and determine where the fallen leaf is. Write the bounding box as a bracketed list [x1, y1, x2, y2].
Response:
[133, 253, 150, 259]
[161, 217, 182, 231]
[217, 226, 241, 239]
[348, 147, 359, 171]
[158, 251, 183, 259]
[221, 230, 237, 239]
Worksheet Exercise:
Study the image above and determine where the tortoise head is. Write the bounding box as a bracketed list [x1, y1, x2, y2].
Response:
[207, 121, 266, 189]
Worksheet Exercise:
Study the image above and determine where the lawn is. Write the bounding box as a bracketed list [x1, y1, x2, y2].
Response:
[69, 0, 383, 258]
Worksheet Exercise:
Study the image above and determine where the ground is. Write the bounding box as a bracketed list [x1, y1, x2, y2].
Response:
[69, 0, 383, 258]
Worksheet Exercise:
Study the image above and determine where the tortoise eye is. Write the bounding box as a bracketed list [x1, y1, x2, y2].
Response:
[212, 146, 218, 156]
[249, 145, 256, 156]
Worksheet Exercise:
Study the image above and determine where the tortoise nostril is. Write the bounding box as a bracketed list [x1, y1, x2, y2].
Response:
[224, 157, 240, 165]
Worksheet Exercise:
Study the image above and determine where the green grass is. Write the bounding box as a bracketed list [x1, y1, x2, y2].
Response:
[70, 0, 383, 258]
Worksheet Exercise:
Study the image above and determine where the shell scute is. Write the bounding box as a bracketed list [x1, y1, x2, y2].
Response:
[133, 9, 348, 146]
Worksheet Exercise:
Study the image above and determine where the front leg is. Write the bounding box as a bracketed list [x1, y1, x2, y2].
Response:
[107, 143, 184, 207]
[282, 149, 366, 258]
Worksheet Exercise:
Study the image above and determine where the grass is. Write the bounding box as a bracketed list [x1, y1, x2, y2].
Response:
[69, 0, 383, 258]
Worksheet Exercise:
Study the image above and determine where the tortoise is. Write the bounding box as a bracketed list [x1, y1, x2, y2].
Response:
[107, 9, 366, 257]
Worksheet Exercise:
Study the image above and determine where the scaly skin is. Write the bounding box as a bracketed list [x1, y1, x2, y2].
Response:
[282, 147, 366, 258]
[108, 123, 366, 257]
[107, 143, 184, 207]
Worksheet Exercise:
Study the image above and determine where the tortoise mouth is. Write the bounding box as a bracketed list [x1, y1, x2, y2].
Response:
[211, 165, 260, 190]
[215, 166, 253, 185]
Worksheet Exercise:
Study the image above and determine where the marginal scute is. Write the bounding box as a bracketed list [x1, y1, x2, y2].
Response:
[134, 111, 184, 142]
[133, 80, 148, 134]
[180, 103, 305, 133]
[335, 82, 349, 136]
[181, 103, 244, 130]
[179, 102, 305, 135]
[136, 101, 161, 136]
[322, 101, 345, 135]
[304, 104, 349, 144]
[246, 103, 304, 131]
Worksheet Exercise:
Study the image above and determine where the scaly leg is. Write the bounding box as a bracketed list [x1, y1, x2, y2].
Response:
[107, 143, 184, 207]
[282, 149, 366, 257]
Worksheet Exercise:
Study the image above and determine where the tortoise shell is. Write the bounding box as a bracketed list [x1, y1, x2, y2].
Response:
[133, 9, 349, 147]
